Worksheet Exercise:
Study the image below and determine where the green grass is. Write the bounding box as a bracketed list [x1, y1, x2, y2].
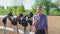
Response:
[0, 8, 60, 16]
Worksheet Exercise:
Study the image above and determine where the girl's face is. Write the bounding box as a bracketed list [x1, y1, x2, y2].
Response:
[37, 6, 42, 13]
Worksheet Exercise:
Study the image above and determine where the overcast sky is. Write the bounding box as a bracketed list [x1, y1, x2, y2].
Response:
[0, 0, 56, 10]
[0, 0, 35, 10]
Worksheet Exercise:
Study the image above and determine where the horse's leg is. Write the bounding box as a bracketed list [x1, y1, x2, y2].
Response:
[3, 24, 6, 34]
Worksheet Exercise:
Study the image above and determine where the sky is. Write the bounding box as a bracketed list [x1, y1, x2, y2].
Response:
[0, 0, 35, 10]
[52, 0, 55, 2]
[23, 0, 35, 10]
[0, 0, 56, 10]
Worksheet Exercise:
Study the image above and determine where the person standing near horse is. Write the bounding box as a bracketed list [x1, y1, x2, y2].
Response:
[33, 5, 48, 34]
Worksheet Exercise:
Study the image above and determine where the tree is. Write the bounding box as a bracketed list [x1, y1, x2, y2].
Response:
[32, 0, 54, 15]
[16, 5, 25, 15]
[2, 6, 4, 9]
[0, 6, 4, 9]
[20, 5, 25, 12]
[43, 0, 52, 15]
[54, 0, 60, 6]
[52, 0, 60, 15]
[55, 0, 60, 11]
[7, 6, 15, 15]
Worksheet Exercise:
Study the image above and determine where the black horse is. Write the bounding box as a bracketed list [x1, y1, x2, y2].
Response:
[27, 12, 34, 32]
[21, 15, 28, 27]
[7, 12, 17, 25]
[7, 12, 19, 34]
[17, 13, 24, 25]
[17, 13, 28, 27]
[2, 16, 7, 25]
[2, 12, 13, 25]
[27, 12, 34, 26]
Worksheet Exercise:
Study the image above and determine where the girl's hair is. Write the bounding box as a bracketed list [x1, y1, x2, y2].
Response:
[37, 5, 42, 9]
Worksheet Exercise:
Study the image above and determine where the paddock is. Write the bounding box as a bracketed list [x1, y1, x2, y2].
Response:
[0, 16, 60, 34]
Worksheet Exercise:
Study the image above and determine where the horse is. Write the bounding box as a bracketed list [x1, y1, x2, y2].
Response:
[27, 12, 34, 32]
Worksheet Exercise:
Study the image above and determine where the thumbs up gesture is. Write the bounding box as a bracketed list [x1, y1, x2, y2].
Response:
[35, 15, 39, 21]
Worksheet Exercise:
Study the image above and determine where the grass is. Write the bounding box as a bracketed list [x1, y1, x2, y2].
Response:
[0, 8, 60, 16]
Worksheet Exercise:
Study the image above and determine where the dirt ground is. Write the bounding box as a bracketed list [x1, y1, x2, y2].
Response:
[0, 16, 60, 34]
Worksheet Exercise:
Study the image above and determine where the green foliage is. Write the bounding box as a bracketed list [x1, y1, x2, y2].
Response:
[32, 0, 59, 15]
[0, 8, 9, 15]
[20, 5, 25, 12]
[16, 5, 26, 15]
[24, 10, 32, 15]
[0, 0, 60, 16]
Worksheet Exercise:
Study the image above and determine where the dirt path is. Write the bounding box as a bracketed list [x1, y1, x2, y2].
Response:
[0, 16, 60, 34]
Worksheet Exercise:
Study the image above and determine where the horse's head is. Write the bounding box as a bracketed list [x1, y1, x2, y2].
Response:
[7, 12, 13, 17]
[19, 13, 24, 17]
[29, 12, 34, 17]
[7, 12, 13, 21]
[17, 13, 24, 25]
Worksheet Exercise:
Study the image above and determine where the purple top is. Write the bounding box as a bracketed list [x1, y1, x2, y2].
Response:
[33, 14, 48, 29]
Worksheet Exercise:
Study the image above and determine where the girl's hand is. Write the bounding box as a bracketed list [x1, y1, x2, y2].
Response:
[35, 15, 39, 21]
[46, 28, 48, 34]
